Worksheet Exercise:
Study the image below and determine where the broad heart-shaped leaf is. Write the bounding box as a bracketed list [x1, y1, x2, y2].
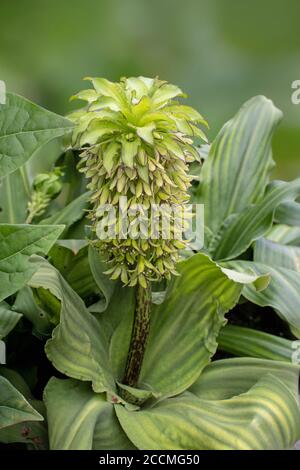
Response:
[226, 260, 300, 336]
[28, 257, 115, 393]
[137, 253, 266, 397]
[0, 166, 30, 223]
[0, 375, 43, 430]
[116, 358, 300, 450]
[254, 237, 300, 271]
[44, 378, 134, 450]
[209, 178, 300, 261]
[0, 224, 64, 302]
[0, 93, 74, 178]
[198, 96, 281, 235]
[218, 325, 299, 363]
[0, 301, 22, 339]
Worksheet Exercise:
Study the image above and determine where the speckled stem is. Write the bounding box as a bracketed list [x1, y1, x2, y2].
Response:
[122, 281, 152, 388]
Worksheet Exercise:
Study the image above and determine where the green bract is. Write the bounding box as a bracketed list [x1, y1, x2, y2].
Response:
[70, 77, 208, 286]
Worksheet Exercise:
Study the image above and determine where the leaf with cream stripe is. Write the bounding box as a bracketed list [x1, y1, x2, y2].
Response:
[116, 358, 300, 450]
[198, 96, 281, 235]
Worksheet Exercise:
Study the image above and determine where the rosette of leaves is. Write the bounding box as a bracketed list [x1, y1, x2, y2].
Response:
[70, 76, 208, 288]
[0, 85, 300, 451]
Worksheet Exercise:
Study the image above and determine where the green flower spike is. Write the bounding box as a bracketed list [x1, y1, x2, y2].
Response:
[26, 167, 63, 224]
[70, 76, 208, 288]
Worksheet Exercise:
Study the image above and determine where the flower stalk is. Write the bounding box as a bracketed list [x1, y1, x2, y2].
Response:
[123, 280, 152, 388]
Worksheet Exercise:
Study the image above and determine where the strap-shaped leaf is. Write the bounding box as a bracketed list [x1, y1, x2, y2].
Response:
[138, 253, 266, 397]
[266, 224, 300, 246]
[0, 224, 64, 302]
[29, 257, 115, 393]
[254, 237, 300, 271]
[275, 201, 300, 226]
[218, 325, 299, 363]
[44, 378, 134, 450]
[190, 357, 300, 400]
[0, 301, 22, 339]
[199, 96, 281, 234]
[209, 178, 300, 261]
[0, 93, 74, 177]
[88, 246, 116, 312]
[40, 191, 90, 228]
[227, 260, 300, 335]
[0, 375, 43, 430]
[116, 359, 300, 450]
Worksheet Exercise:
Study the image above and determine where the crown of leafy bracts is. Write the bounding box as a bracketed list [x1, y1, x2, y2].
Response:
[70, 76, 208, 287]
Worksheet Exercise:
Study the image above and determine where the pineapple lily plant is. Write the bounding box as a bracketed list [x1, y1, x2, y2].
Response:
[0, 77, 300, 450]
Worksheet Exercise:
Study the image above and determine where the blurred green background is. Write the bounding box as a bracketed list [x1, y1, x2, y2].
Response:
[1, 0, 300, 178]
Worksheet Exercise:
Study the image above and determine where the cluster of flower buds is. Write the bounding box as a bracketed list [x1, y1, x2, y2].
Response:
[70, 76, 207, 287]
[26, 167, 63, 223]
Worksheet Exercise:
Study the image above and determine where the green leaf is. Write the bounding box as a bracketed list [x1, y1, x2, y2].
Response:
[88, 246, 116, 312]
[0, 93, 74, 178]
[117, 358, 300, 450]
[103, 284, 135, 380]
[190, 357, 300, 400]
[0, 368, 48, 448]
[137, 253, 256, 397]
[254, 237, 300, 271]
[266, 224, 300, 246]
[220, 266, 270, 291]
[0, 224, 64, 302]
[227, 260, 300, 335]
[209, 178, 300, 260]
[0, 166, 30, 223]
[218, 325, 299, 363]
[0, 375, 43, 430]
[29, 257, 115, 393]
[49, 244, 97, 300]
[13, 287, 52, 337]
[275, 201, 300, 226]
[40, 191, 90, 229]
[0, 301, 22, 339]
[199, 96, 281, 234]
[45, 378, 134, 450]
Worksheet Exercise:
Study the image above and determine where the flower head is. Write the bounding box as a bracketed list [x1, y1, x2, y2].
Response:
[70, 76, 207, 286]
